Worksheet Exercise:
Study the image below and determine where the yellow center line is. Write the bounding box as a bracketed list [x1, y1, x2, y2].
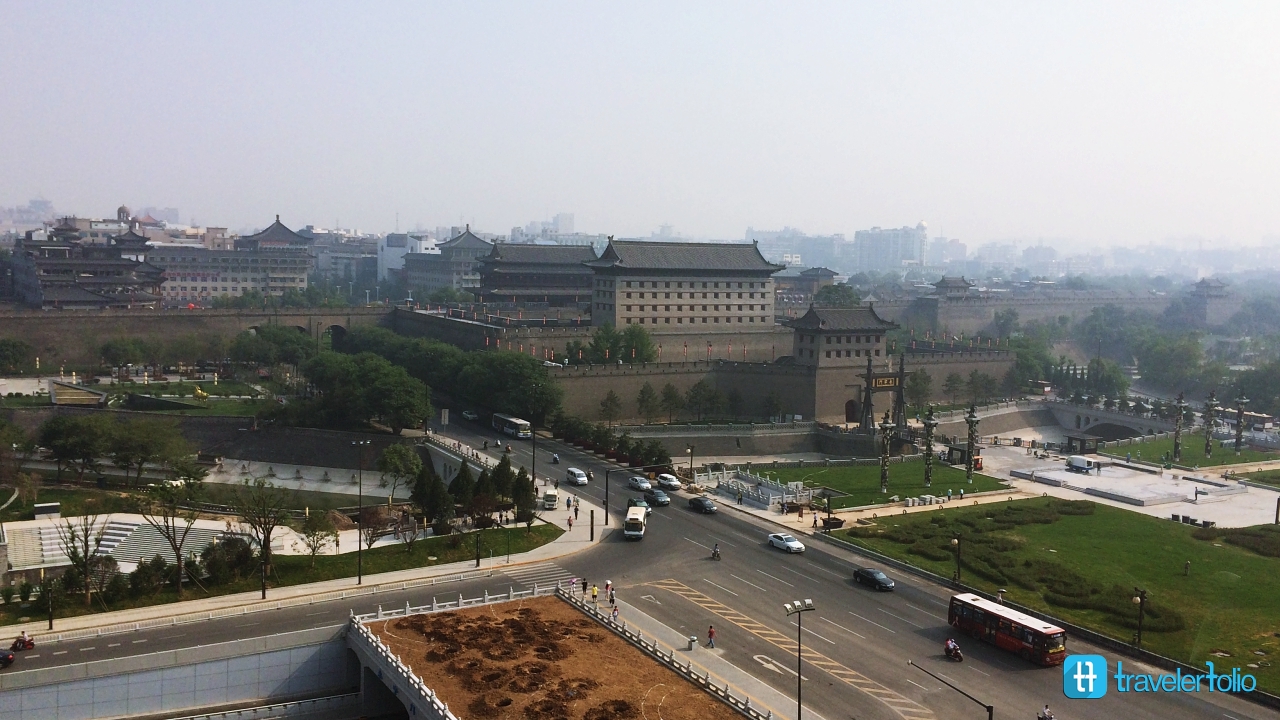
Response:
[648, 579, 935, 720]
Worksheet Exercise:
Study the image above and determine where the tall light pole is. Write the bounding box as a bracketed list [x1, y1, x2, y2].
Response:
[783, 599, 815, 720]
[1172, 392, 1187, 463]
[1132, 587, 1148, 646]
[878, 411, 893, 494]
[687, 445, 695, 479]
[352, 440, 370, 585]
[1235, 392, 1249, 455]
[951, 536, 962, 584]
[964, 404, 979, 485]
[923, 406, 938, 488]
[1203, 391, 1217, 459]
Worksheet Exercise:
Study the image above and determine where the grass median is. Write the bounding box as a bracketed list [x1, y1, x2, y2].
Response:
[1102, 436, 1279, 467]
[840, 497, 1280, 691]
[764, 459, 1008, 509]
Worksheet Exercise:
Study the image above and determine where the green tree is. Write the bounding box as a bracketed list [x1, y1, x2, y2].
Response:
[726, 388, 743, 419]
[376, 443, 422, 502]
[905, 370, 933, 412]
[966, 370, 999, 403]
[762, 391, 783, 421]
[101, 338, 146, 367]
[636, 382, 660, 423]
[300, 511, 338, 568]
[619, 324, 658, 363]
[109, 418, 189, 485]
[512, 466, 537, 527]
[229, 477, 294, 582]
[471, 469, 497, 520]
[600, 390, 623, 425]
[587, 323, 622, 362]
[993, 308, 1020, 338]
[0, 338, 33, 373]
[686, 380, 722, 421]
[943, 372, 965, 406]
[138, 473, 205, 598]
[489, 453, 516, 501]
[813, 283, 860, 307]
[449, 463, 475, 514]
[39, 415, 114, 481]
[660, 383, 685, 422]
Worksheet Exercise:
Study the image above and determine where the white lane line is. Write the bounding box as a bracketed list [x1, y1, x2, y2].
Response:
[704, 580, 740, 597]
[305, 611, 328, 617]
[880, 608, 924, 628]
[779, 566, 817, 582]
[730, 574, 768, 592]
[709, 536, 739, 547]
[24, 654, 39, 659]
[235, 623, 259, 628]
[967, 666, 990, 676]
[132, 639, 148, 644]
[819, 615, 866, 639]
[730, 530, 755, 542]
[79, 647, 95, 651]
[788, 620, 836, 645]
[905, 602, 944, 617]
[804, 561, 847, 579]
[107, 643, 120, 648]
[755, 569, 795, 587]
[53, 651, 67, 656]
[848, 611, 897, 633]
[159, 634, 186, 640]
[905, 677, 932, 691]
[685, 537, 711, 550]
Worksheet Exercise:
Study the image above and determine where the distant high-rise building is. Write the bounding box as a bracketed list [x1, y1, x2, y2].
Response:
[553, 213, 574, 235]
[854, 223, 927, 271]
[927, 237, 967, 265]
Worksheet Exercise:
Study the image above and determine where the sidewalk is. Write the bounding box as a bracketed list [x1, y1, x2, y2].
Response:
[584, 595, 824, 720]
[0, 494, 612, 642]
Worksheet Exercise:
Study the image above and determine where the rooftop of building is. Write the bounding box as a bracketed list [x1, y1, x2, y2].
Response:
[235, 216, 313, 249]
[483, 243, 598, 265]
[439, 227, 494, 250]
[786, 304, 898, 332]
[585, 239, 784, 273]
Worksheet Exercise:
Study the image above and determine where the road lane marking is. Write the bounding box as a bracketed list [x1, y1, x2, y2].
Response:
[879, 609, 923, 628]
[787, 619, 835, 644]
[804, 561, 847, 579]
[132, 639, 148, 644]
[305, 611, 328, 616]
[905, 678, 932, 691]
[647, 579, 933, 720]
[24, 654, 39, 659]
[819, 615, 866, 639]
[53, 651, 66, 656]
[709, 536, 738, 547]
[849, 611, 897, 634]
[779, 566, 816, 582]
[107, 643, 120, 648]
[755, 569, 795, 587]
[703, 579, 740, 597]
[754, 654, 807, 679]
[904, 602, 943, 617]
[684, 537, 711, 550]
[159, 634, 185, 640]
[80, 647, 95, 651]
[235, 623, 260, 628]
[729, 574, 767, 592]
[967, 666, 990, 677]
[730, 530, 755, 542]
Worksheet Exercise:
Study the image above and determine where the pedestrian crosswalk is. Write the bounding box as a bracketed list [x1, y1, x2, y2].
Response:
[500, 562, 576, 590]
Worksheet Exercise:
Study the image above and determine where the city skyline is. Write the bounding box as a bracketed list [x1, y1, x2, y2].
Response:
[4, 3, 1280, 248]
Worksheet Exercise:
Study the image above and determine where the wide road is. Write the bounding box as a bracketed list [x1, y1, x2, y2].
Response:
[15, 418, 1276, 720]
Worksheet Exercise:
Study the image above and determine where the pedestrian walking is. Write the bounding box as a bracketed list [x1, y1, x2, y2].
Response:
[581, 578, 588, 596]
[611, 606, 619, 623]
[707, 625, 716, 648]
[605, 580, 612, 595]
[566, 496, 572, 510]
[574, 504, 580, 520]
[812, 513, 818, 528]
[609, 588, 616, 606]
[737, 491, 742, 505]
[591, 585, 599, 604]
[568, 515, 574, 530]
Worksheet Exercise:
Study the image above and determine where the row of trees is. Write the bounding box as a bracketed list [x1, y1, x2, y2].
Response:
[99, 334, 229, 369]
[34, 414, 194, 483]
[547, 414, 672, 467]
[210, 283, 351, 310]
[564, 323, 656, 365]
[598, 380, 785, 425]
[228, 325, 319, 367]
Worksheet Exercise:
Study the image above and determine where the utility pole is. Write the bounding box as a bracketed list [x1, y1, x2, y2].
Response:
[964, 404, 979, 484]
[1173, 392, 1187, 463]
[783, 600, 815, 720]
[352, 440, 370, 584]
[923, 406, 938, 488]
[1234, 392, 1249, 455]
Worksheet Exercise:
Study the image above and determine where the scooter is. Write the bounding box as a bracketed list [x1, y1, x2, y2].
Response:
[944, 644, 963, 662]
[10, 637, 34, 652]
[711, 547, 721, 561]
[552, 454, 560, 464]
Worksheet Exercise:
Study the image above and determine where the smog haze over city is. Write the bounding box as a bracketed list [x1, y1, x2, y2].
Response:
[4, 2, 1280, 251]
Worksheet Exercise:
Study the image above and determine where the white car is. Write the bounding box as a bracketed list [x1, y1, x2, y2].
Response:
[768, 533, 806, 553]
[461, 410, 479, 421]
[566, 468, 588, 486]
[627, 476, 652, 491]
[656, 473, 682, 491]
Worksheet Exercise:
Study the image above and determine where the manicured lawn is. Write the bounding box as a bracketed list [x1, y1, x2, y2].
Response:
[841, 498, 1280, 692]
[113, 380, 262, 397]
[764, 460, 1008, 509]
[140, 398, 269, 417]
[1102, 436, 1279, 467]
[200, 483, 366, 512]
[0, 487, 140, 524]
[0, 524, 563, 627]
[1241, 469, 1280, 487]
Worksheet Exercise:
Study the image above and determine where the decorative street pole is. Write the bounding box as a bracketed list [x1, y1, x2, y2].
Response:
[923, 406, 938, 489]
[1172, 392, 1187, 463]
[352, 440, 371, 585]
[1235, 392, 1249, 455]
[964, 404, 979, 485]
[1132, 587, 1148, 646]
[1203, 391, 1217, 459]
[951, 536, 962, 584]
[878, 411, 893, 494]
[783, 599, 815, 720]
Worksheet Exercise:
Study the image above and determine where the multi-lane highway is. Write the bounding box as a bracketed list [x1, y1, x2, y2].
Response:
[14, 418, 1277, 720]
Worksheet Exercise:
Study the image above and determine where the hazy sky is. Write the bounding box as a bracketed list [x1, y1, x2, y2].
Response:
[3, 2, 1279, 246]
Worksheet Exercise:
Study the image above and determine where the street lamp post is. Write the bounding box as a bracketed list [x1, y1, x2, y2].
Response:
[922, 406, 938, 488]
[964, 405, 979, 484]
[1235, 392, 1250, 455]
[687, 445, 695, 478]
[1172, 392, 1187, 463]
[783, 599, 815, 720]
[1204, 391, 1217, 459]
[352, 440, 371, 585]
[1132, 587, 1148, 646]
[878, 411, 893, 494]
[951, 536, 962, 584]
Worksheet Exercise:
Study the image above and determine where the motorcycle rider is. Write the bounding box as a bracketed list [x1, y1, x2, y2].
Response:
[552, 453, 560, 464]
[1037, 705, 1054, 720]
[711, 543, 721, 559]
[944, 638, 959, 656]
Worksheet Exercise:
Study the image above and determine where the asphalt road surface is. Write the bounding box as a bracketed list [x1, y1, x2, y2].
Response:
[14, 419, 1277, 720]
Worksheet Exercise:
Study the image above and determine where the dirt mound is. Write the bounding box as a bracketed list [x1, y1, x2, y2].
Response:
[584, 699, 639, 720]
[469, 691, 516, 718]
[524, 698, 571, 720]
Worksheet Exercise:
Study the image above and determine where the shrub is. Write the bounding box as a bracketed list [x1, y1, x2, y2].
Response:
[103, 573, 129, 605]
[0, 586, 14, 605]
[18, 581, 33, 603]
[908, 541, 952, 562]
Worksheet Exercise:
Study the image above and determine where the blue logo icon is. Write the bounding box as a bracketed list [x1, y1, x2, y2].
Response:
[1064, 655, 1108, 699]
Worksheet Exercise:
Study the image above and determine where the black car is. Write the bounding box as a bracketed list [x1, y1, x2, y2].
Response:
[688, 496, 717, 514]
[627, 497, 653, 516]
[643, 488, 671, 506]
[853, 567, 895, 591]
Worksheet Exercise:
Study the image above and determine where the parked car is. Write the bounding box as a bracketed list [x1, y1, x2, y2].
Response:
[656, 473, 682, 491]
[461, 410, 479, 421]
[688, 496, 717, 514]
[566, 468, 588, 486]
[626, 497, 653, 516]
[852, 567, 896, 591]
[643, 488, 670, 506]
[627, 476, 652, 491]
[767, 533, 806, 553]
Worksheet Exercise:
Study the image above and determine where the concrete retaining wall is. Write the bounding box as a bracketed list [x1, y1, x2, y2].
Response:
[0, 626, 356, 720]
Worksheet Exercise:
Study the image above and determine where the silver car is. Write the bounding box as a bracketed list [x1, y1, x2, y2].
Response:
[656, 473, 682, 491]
[768, 533, 806, 553]
[627, 476, 652, 491]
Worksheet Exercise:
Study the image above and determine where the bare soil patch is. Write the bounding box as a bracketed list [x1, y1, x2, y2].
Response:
[369, 596, 742, 720]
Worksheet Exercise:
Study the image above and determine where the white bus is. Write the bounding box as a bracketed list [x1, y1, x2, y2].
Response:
[623, 506, 647, 540]
[492, 413, 532, 439]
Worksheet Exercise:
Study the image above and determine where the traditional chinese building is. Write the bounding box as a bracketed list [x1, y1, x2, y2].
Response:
[404, 227, 493, 296]
[476, 243, 597, 305]
[7, 219, 165, 309]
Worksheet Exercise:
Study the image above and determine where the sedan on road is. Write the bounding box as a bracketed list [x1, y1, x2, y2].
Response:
[852, 567, 896, 591]
[627, 497, 653, 516]
[656, 473, 682, 491]
[643, 488, 670, 506]
[461, 410, 479, 421]
[688, 497, 717, 514]
[627, 476, 652, 491]
[767, 533, 806, 553]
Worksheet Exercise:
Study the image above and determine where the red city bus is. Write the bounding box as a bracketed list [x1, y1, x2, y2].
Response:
[948, 593, 1066, 666]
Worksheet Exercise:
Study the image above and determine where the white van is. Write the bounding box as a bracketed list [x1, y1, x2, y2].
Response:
[566, 468, 588, 486]
[1066, 455, 1097, 473]
[623, 506, 647, 540]
[542, 488, 560, 510]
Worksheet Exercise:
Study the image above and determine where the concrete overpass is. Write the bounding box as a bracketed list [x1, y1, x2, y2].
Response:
[933, 399, 1177, 440]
